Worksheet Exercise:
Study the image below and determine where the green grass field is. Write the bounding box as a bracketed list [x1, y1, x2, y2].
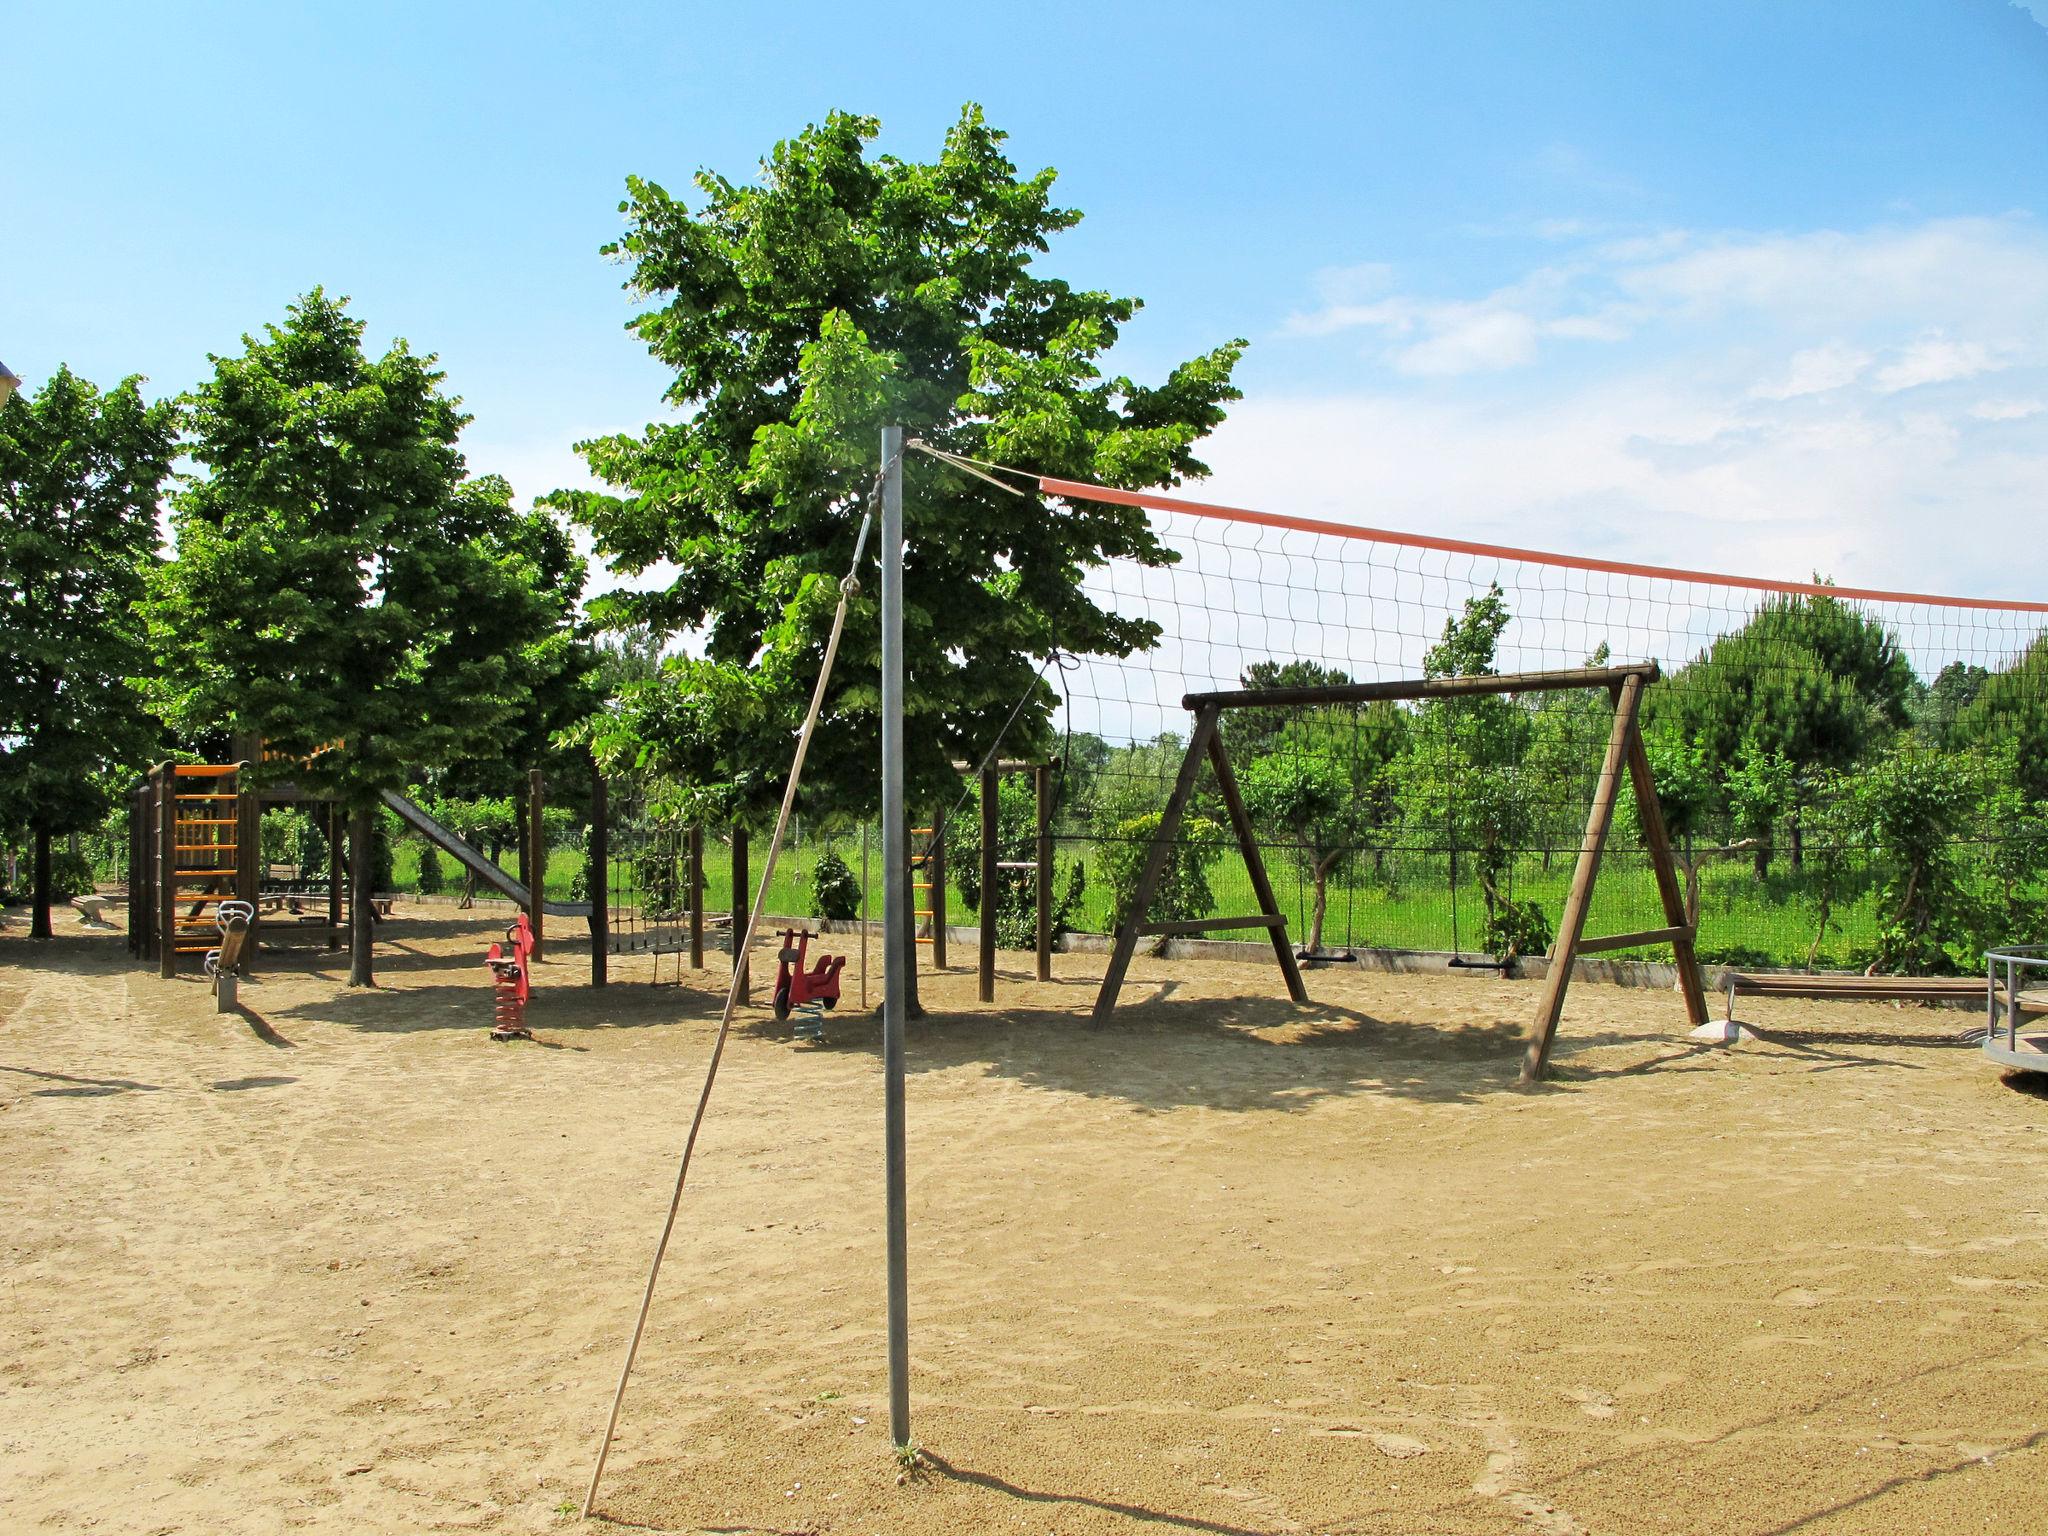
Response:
[389, 829, 1889, 969]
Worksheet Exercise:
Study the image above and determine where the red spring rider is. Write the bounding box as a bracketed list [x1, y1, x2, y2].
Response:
[485, 914, 535, 1041]
[773, 927, 845, 1040]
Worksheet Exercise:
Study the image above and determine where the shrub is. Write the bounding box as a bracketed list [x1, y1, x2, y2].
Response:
[810, 847, 863, 921]
[415, 844, 445, 896]
[1096, 813, 1223, 928]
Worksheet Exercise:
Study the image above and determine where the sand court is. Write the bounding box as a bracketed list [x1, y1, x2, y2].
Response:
[3, 905, 2045, 1534]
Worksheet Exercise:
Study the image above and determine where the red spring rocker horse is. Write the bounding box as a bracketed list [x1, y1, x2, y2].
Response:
[772, 927, 844, 1040]
[485, 914, 535, 1041]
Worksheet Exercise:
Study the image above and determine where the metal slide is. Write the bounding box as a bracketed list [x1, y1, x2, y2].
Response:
[379, 789, 593, 919]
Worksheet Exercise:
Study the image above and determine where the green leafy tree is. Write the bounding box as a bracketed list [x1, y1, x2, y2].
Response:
[1397, 585, 1550, 960]
[1096, 812, 1224, 931]
[146, 291, 580, 983]
[1721, 741, 1797, 881]
[1852, 747, 1982, 973]
[1237, 704, 1404, 953]
[545, 107, 1245, 999]
[1952, 634, 2048, 801]
[0, 368, 178, 936]
[1652, 591, 1915, 872]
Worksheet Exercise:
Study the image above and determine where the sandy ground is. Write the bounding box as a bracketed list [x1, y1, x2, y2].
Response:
[2, 903, 2045, 1536]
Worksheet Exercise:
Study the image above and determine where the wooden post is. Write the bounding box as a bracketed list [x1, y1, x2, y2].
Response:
[979, 768, 998, 1002]
[929, 811, 948, 970]
[1626, 726, 1712, 1029]
[528, 767, 546, 962]
[1092, 706, 1220, 1023]
[1522, 675, 1643, 1083]
[688, 825, 704, 970]
[731, 825, 750, 1001]
[1207, 732, 1309, 1004]
[1035, 764, 1053, 983]
[589, 761, 608, 988]
[326, 802, 343, 950]
[348, 801, 375, 986]
[233, 738, 261, 960]
[157, 764, 176, 978]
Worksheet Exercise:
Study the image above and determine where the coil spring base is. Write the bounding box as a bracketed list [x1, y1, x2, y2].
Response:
[489, 960, 531, 1041]
[792, 999, 826, 1043]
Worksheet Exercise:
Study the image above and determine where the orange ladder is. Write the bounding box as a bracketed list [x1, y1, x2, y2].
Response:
[169, 763, 242, 955]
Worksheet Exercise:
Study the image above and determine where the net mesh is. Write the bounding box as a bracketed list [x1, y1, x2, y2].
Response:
[1038, 500, 2048, 972]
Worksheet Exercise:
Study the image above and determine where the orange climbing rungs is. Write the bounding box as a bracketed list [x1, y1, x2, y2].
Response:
[175, 793, 238, 801]
[172, 871, 237, 883]
[174, 843, 238, 852]
[172, 764, 239, 777]
[176, 818, 238, 827]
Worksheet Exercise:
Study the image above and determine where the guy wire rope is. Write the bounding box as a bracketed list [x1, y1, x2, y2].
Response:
[581, 459, 886, 1519]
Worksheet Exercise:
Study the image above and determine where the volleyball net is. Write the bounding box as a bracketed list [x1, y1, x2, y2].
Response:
[1019, 477, 2048, 973]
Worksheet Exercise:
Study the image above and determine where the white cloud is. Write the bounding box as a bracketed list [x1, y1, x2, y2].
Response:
[1872, 334, 2004, 393]
[1970, 397, 2045, 421]
[1750, 343, 1870, 400]
[1390, 306, 1539, 375]
[2014, 2, 2048, 29]
[1219, 214, 2048, 610]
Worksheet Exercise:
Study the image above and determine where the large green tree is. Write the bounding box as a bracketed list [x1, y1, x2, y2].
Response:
[0, 368, 179, 936]
[546, 105, 1245, 838]
[1649, 591, 1916, 874]
[147, 291, 585, 984]
[1396, 585, 1551, 961]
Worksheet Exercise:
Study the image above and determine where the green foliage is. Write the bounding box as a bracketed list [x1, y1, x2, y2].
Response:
[1097, 812, 1223, 928]
[547, 106, 1245, 826]
[415, 844, 445, 896]
[1237, 706, 1402, 952]
[146, 290, 586, 813]
[48, 847, 96, 901]
[1398, 585, 1541, 955]
[1951, 635, 2048, 801]
[809, 847, 863, 921]
[0, 367, 178, 848]
[947, 775, 1086, 946]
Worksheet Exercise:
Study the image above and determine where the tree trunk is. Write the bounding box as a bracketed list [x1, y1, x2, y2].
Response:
[31, 827, 53, 939]
[1307, 850, 1341, 954]
[1753, 842, 1771, 881]
[1788, 814, 1804, 870]
[349, 804, 375, 986]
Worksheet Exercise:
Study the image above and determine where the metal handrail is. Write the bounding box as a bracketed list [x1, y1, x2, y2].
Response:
[1983, 947, 2048, 1065]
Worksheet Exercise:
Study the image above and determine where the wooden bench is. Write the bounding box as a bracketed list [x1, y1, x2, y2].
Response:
[1717, 970, 1988, 1036]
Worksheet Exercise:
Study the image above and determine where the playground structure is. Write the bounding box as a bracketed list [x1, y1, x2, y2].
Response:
[203, 899, 253, 1012]
[484, 914, 536, 1041]
[128, 738, 597, 980]
[770, 926, 844, 1039]
[1092, 663, 1710, 1082]
[1982, 945, 2048, 1074]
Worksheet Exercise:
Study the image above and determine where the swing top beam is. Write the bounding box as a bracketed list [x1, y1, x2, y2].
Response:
[1182, 662, 1659, 714]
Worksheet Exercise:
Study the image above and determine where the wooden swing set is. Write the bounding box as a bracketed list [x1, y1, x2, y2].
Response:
[1091, 661, 1713, 1081]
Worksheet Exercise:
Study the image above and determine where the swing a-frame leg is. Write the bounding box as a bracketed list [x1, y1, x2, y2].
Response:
[1091, 706, 1307, 1022]
[1520, 671, 1710, 1082]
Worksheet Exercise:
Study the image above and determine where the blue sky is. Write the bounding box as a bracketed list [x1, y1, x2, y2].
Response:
[7, 0, 2048, 600]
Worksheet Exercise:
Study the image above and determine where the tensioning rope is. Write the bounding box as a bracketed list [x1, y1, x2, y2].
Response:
[581, 459, 889, 1518]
